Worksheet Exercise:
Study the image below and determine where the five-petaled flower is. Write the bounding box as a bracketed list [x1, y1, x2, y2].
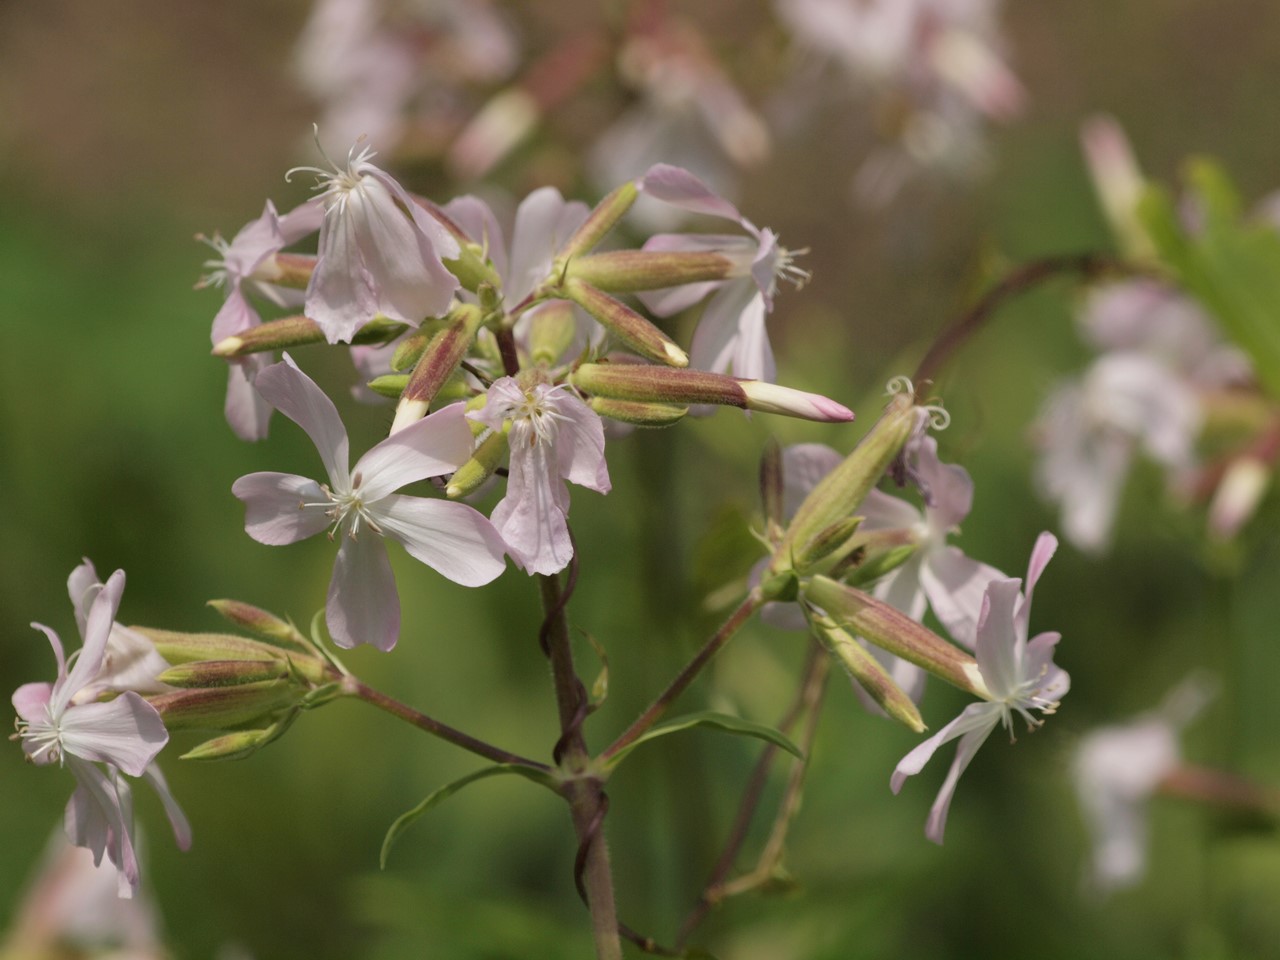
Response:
[637, 163, 809, 383]
[11, 567, 189, 898]
[233, 355, 507, 650]
[891, 532, 1068, 843]
[471, 377, 610, 576]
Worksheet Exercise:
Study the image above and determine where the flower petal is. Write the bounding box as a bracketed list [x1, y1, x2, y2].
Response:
[254, 355, 351, 486]
[553, 396, 610, 494]
[12, 681, 52, 725]
[919, 547, 1005, 650]
[689, 281, 757, 376]
[507, 187, 589, 303]
[973, 578, 1022, 700]
[232, 472, 332, 545]
[225, 354, 273, 443]
[141, 764, 192, 852]
[65, 758, 140, 898]
[306, 200, 380, 344]
[781, 443, 843, 518]
[923, 722, 999, 844]
[326, 533, 400, 651]
[493, 437, 572, 575]
[58, 571, 126, 714]
[639, 163, 746, 224]
[442, 195, 509, 281]
[59, 693, 168, 777]
[355, 402, 475, 501]
[68, 558, 101, 636]
[375, 495, 508, 586]
[891, 700, 999, 793]
[914, 436, 974, 533]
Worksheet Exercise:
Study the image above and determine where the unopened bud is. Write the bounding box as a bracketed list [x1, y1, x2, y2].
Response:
[588, 397, 688, 427]
[181, 715, 296, 762]
[368, 374, 409, 399]
[563, 280, 688, 366]
[808, 613, 925, 733]
[158, 659, 291, 688]
[793, 517, 863, 574]
[557, 181, 640, 262]
[149, 680, 297, 731]
[843, 541, 919, 588]
[447, 429, 509, 498]
[206, 599, 310, 652]
[1209, 457, 1271, 540]
[738, 381, 854, 422]
[391, 330, 432, 372]
[212, 315, 407, 357]
[445, 242, 504, 294]
[391, 304, 484, 432]
[266, 252, 316, 290]
[803, 576, 986, 699]
[528, 300, 579, 366]
[564, 250, 734, 294]
[773, 392, 914, 573]
[132, 628, 291, 666]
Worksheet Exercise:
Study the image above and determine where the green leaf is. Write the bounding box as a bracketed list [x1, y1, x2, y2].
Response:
[603, 711, 803, 773]
[380, 765, 559, 869]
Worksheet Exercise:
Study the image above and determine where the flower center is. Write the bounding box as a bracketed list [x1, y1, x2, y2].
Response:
[501, 385, 573, 448]
[14, 705, 64, 766]
[302, 474, 382, 540]
[286, 134, 378, 218]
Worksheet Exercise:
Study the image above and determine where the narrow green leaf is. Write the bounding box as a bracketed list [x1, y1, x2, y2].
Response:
[603, 711, 803, 773]
[380, 765, 559, 869]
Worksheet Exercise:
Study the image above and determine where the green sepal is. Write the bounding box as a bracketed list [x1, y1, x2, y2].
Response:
[380, 765, 560, 869]
[601, 711, 803, 775]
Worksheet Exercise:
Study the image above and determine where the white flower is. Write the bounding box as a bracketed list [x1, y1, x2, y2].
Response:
[891, 532, 1068, 843]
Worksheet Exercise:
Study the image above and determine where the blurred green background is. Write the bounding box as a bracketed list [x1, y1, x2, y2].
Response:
[2, 1, 1279, 957]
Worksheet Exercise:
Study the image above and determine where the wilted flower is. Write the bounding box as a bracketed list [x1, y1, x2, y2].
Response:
[471, 377, 610, 575]
[891, 532, 1068, 843]
[637, 163, 809, 382]
[291, 137, 461, 344]
[232, 355, 507, 650]
[11, 569, 189, 897]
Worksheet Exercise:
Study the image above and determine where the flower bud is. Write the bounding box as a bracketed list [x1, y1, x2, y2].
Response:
[1209, 457, 1271, 540]
[391, 330, 432, 372]
[808, 611, 926, 733]
[266, 252, 317, 290]
[792, 517, 863, 574]
[181, 715, 296, 762]
[446, 428, 509, 499]
[557, 180, 639, 261]
[212, 315, 407, 357]
[391, 304, 484, 432]
[562, 281, 688, 367]
[528, 300, 579, 366]
[368, 374, 409, 399]
[738, 382, 853, 422]
[842, 541, 919, 588]
[802, 575, 987, 699]
[131, 628, 292, 665]
[149, 680, 298, 731]
[587, 397, 688, 427]
[773, 392, 914, 574]
[157, 659, 291, 688]
[206, 599, 311, 652]
[564, 250, 735, 294]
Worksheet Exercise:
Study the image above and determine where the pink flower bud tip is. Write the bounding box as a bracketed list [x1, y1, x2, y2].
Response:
[740, 381, 854, 422]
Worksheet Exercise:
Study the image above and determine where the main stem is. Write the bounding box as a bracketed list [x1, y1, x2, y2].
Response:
[538, 572, 623, 960]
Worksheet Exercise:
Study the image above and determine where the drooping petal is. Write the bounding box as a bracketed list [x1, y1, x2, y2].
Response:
[253, 355, 351, 487]
[232, 472, 332, 545]
[306, 200, 380, 344]
[493, 434, 572, 575]
[731, 289, 776, 382]
[553, 396, 610, 494]
[891, 700, 1000, 792]
[224, 354, 273, 443]
[354, 402, 475, 501]
[1024, 632, 1070, 702]
[688, 280, 758, 376]
[141, 764, 193, 852]
[919, 547, 1005, 650]
[277, 197, 326, 245]
[326, 532, 400, 651]
[923, 721, 999, 844]
[221, 200, 286, 280]
[58, 694, 168, 778]
[972, 579, 1023, 701]
[210, 285, 261, 345]
[82, 624, 173, 700]
[68, 558, 101, 636]
[65, 759, 140, 899]
[374, 495, 507, 586]
[914, 436, 974, 533]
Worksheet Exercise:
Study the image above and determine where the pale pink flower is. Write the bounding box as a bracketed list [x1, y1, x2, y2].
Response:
[12, 569, 188, 898]
[892, 533, 1068, 843]
[291, 139, 461, 344]
[199, 199, 324, 440]
[233, 355, 507, 650]
[636, 163, 809, 382]
[1074, 675, 1214, 893]
[471, 378, 610, 575]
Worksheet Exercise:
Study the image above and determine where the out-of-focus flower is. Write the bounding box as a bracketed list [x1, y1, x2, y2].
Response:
[198, 199, 324, 440]
[12, 569, 188, 898]
[290, 138, 461, 344]
[636, 163, 808, 382]
[892, 532, 1067, 843]
[232, 355, 507, 650]
[471, 378, 609, 575]
[589, 19, 769, 227]
[1, 830, 165, 958]
[1073, 674, 1215, 893]
[294, 0, 518, 152]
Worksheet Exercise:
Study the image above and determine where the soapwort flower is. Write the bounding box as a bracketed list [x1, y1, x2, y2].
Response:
[291, 137, 461, 344]
[11, 569, 188, 898]
[891, 532, 1068, 843]
[232, 355, 507, 650]
[471, 377, 610, 575]
[637, 163, 809, 383]
[198, 199, 324, 440]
